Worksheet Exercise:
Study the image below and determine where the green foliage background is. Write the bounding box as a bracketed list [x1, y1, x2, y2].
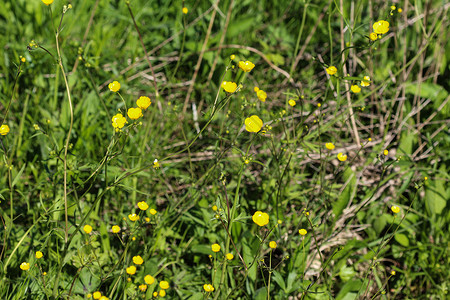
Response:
[0, 0, 449, 299]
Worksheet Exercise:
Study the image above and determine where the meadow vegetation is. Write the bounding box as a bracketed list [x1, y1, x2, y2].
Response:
[0, 0, 449, 299]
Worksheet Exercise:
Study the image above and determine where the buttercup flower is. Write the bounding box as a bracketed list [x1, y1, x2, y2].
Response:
[326, 66, 337, 75]
[391, 270, 396, 275]
[230, 54, 235, 60]
[383, 149, 389, 156]
[20, 262, 30, 271]
[139, 284, 147, 292]
[0, 124, 10, 135]
[360, 76, 371, 87]
[153, 292, 158, 297]
[299, 229, 307, 236]
[99, 297, 108, 300]
[337, 153, 348, 162]
[269, 241, 277, 249]
[149, 208, 157, 215]
[238, 60, 255, 72]
[245, 115, 263, 133]
[391, 205, 400, 214]
[252, 211, 269, 226]
[111, 113, 126, 129]
[83, 225, 93, 234]
[211, 243, 221, 253]
[35, 251, 43, 259]
[159, 290, 166, 297]
[108, 81, 121, 92]
[133, 255, 144, 265]
[112, 225, 121, 233]
[288, 99, 296, 107]
[221, 81, 237, 93]
[128, 214, 139, 221]
[41, 0, 54, 5]
[153, 159, 160, 169]
[226, 253, 234, 260]
[373, 20, 389, 34]
[144, 275, 155, 284]
[182, 7, 188, 14]
[137, 201, 149, 211]
[127, 107, 143, 120]
[160, 281, 169, 289]
[136, 96, 151, 109]
[212, 205, 218, 211]
[93, 292, 102, 299]
[325, 142, 335, 150]
[203, 284, 215, 292]
[126, 266, 136, 275]
[369, 32, 378, 41]
[351, 85, 361, 93]
[256, 89, 267, 102]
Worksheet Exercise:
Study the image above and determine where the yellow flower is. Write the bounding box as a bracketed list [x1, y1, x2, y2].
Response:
[153, 292, 158, 297]
[112, 225, 121, 233]
[211, 243, 221, 253]
[35, 251, 43, 259]
[256, 89, 267, 102]
[182, 7, 188, 14]
[373, 20, 389, 34]
[230, 54, 235, 60]
[226, 253, 234, 260]
[133, 255, 144, 265]
[252, 211, 269, 226]
[99, 297, 109, 300]
[298, 229, 307, 236]
[144, 274, 155, 285]
[317, 103, 321, 107]
[0, 124, 10, 135]
[83, 225, 93, 234]
[369, 32, 378, 41]
[159, 280, 169, 289]
[391, 205, 400, 214]
[149, 208, 157, 215]
[361, 76, 371, 87]
[254, 86, 259, 92]
[127, 107, 143, 120]
[398, 8, 402, 13]
[138, 284, 147, 292]
[145, 217, 150, 222]
[212, 205, 218, 211]
[126, 265, 136, 275]
[238, 60, 255, 72]
[383, 149, 389, 156]
[288, 99, 296, 107]
[221, 81, 237, 93]
[41, 0, 54, 5]
[111, 113, 126, 129]
[153, 159, 160, 169]
[159, 290, 166, 297]
[390, 5, 396, 10]
[93, 291, 102, 299]
[203, 284, 215, 292]
[391, 270, 396, 275]
[128, 214, 139, 221]
[326, 66, 337, 75]
[351, 85, 361, 93]
[21, 57, 26, 63]
[137, 201, 149, 211]
[43, 272, 47, 276]
[269, 241, 277, 249]
[136, 96, 151, 109]
[20, 262, 30, 271]
[244, 115, 263, 133]
[108, 81, 121, 92]
[337, 153, 348, 162]
[325, 143, 335, 150]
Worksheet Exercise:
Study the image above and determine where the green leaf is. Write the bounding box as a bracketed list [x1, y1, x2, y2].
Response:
[339, 265, 356, 282]
[394, 233, 410, 247]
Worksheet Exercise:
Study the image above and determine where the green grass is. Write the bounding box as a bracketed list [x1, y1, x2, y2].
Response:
[0, 0, 449, 299]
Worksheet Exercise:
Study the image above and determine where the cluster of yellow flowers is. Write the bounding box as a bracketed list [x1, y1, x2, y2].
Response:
[108, 81, 152, 131]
